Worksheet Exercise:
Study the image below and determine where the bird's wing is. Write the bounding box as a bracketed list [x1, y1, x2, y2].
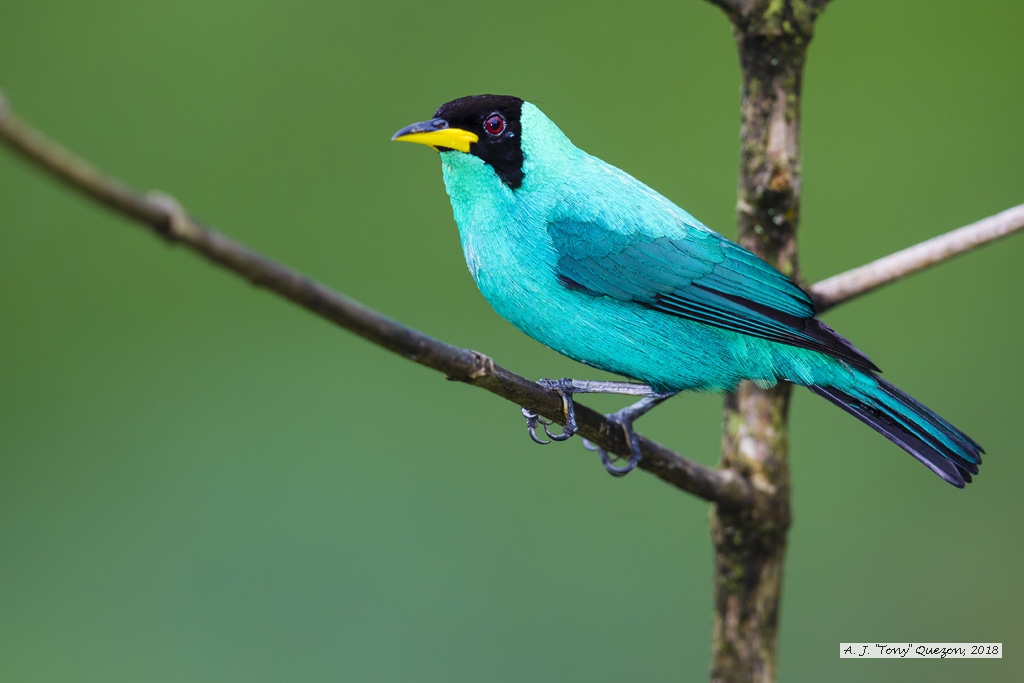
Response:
[548, 219, 878, 372]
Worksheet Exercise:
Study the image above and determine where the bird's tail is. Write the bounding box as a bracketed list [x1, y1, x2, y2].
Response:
[808, 375, 983, 487]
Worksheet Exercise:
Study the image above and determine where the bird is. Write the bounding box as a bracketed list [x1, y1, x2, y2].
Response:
[392, 94, 982, 486]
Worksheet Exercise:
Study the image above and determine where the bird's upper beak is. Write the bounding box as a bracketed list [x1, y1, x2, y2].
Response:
[391, 118, 478, 153]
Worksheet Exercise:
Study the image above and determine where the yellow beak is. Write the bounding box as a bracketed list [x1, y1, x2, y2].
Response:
[392, 118, 478, 153]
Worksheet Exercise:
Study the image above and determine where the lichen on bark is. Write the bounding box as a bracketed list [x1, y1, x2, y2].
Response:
[708, 2, 832, 681]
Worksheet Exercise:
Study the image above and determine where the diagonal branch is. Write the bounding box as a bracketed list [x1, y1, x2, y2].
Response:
[0, 94, 752, 508]
[3, 94, 1019, 506]
[810, 203, 1024, 312]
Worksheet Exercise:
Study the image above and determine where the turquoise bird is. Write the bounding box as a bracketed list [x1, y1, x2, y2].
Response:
[392, 94, 982, 486]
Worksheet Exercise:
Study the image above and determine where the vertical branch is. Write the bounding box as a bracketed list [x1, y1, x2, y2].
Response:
[708, 2, 830, 682]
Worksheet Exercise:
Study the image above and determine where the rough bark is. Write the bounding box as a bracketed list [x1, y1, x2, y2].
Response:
[709, 3, 830, 681]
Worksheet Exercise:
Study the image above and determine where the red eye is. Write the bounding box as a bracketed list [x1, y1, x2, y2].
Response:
[484, 114, 505, 136]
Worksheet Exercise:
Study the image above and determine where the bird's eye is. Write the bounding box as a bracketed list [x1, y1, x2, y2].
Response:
[484, 114, 506, 136]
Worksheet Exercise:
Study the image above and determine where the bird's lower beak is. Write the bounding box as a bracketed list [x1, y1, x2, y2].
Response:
[391, 118, 478, 153]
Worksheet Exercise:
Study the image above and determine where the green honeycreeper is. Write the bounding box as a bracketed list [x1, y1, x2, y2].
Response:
[393, 94, 982, 486]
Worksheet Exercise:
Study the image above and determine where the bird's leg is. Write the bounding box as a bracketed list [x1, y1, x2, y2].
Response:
[582, 393, 675, 476]
[520, 379, 658, 444]
[520, 378, 675, 475]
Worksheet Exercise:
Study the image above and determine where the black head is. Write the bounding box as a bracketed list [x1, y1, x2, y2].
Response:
[393, 94, 525, 190]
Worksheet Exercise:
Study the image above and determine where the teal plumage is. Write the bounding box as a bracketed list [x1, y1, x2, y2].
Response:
[394, 95, 983, 486]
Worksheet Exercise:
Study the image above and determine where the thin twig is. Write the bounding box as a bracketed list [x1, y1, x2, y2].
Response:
[0, 94, 752, 507]
[811, 204, 1024, 312]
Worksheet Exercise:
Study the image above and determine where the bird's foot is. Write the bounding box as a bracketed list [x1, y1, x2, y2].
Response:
[520, 378, 577, 444]
[583, 394, 674, 476]
[520, 379, 675, 477]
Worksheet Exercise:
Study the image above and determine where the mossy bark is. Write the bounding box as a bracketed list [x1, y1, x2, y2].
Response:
[708, 2, 831, 681]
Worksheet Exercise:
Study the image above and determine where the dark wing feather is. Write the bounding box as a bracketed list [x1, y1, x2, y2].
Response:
[548, 220, 878, 372]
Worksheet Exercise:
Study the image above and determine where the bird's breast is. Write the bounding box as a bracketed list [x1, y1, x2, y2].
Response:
[458, 210, 555, 305]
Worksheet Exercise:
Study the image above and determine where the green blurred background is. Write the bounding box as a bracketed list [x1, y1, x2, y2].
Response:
[1, 1, 1021, 681]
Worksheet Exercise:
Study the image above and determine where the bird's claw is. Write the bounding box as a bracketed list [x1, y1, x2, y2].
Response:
[520, 378, 578, 445]
[521, 379, 652, 476]
[582, 410, 643, 476]
[521, 407, 556, 445]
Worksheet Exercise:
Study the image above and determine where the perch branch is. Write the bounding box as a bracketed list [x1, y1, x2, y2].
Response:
[3, 94, 1019, 505]
[810, 203, 1024, 312]
[0, 94, 751, 507]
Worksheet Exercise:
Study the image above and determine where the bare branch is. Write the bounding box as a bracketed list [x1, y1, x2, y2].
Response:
[0, 94, 752, 508]
[811, 204, 1024, 313]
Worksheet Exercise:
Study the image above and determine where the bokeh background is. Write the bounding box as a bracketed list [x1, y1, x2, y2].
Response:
[2, 1, 1022, 681]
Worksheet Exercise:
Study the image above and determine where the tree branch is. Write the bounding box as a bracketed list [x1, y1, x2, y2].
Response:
[3, 90, 1018, 509]
[810, 203, 1024, 312]
[0, 93, 752, 508]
